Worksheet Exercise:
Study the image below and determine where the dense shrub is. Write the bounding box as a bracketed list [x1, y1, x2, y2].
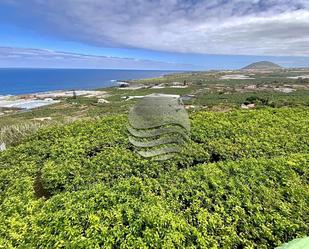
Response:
[0, 108, 308, 248]
[191, 109, 309, 160]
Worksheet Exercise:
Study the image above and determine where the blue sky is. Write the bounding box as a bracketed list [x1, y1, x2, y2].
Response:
[1, 0, 309, 70]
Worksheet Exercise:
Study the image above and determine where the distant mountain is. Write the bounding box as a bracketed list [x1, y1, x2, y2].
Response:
[242, 61, 282, 70]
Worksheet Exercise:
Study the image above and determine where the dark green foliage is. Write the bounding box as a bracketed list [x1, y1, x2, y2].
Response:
[244, 96, 269, 105]
[0, 108, 308, 248]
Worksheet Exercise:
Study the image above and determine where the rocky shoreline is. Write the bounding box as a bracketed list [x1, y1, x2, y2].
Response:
[0, 90, 108, 110]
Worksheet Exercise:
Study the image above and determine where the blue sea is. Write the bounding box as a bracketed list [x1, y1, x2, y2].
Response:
[0, 68, 178, 95]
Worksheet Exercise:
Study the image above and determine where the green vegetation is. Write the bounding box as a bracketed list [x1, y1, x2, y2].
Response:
[1, 68, 309, 134]
[191, 90, 309, 108]
[1, 108, 308, 248]
[126, 70, 309, 86]
[0, 68, 308, 247]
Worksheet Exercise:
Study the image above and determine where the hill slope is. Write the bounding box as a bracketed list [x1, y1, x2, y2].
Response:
[243, 61, 282, 70]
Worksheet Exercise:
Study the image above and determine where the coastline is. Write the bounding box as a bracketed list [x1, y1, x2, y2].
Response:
[0, 68, 178, 96]
[0, 68, 180, 110]
[0, 89, 110, 110]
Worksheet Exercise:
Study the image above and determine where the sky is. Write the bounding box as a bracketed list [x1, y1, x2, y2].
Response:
[1, 0, 309, 70]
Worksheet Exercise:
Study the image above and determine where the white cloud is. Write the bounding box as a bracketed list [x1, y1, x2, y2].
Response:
[3, 0, 309, 56]
[0, 47, 198, 69]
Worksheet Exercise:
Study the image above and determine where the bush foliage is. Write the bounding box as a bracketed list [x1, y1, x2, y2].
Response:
[0, 108, 308, 248]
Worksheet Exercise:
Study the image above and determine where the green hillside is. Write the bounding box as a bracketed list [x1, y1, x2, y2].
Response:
[0, 108, 308, 248]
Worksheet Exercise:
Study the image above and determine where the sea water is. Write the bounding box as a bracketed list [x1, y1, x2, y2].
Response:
[0, 68, 177, 95]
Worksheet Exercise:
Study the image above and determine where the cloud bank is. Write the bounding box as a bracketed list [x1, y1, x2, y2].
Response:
[0, 47, 197, 70]
[3, 0, 309, 57]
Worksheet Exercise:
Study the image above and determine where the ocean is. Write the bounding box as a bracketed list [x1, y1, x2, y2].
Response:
[0, 68, 177, 95]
